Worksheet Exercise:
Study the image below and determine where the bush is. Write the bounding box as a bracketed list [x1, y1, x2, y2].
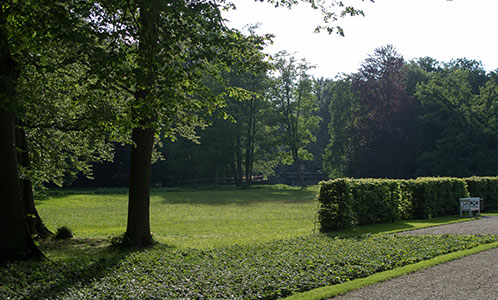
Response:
[108, 233, 134, 248]
[317, 179, 405, 231]
[405, 177, 468, 219]
[54, 226, 73, 240]
[350, 179, 401, 225]
[317, 179, 354, 231]
[465, 177, 498, 210]
[318, 177, 475, 231]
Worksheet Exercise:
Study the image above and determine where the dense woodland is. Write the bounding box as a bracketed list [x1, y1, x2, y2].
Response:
[77, 46, 498, 188]
[1, 0, 497, 262]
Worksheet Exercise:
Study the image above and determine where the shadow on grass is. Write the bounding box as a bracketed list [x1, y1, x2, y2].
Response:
[156, 189, 317, 206]
[0, 238, 174, 300]
[327, 215, 477, 238]
[154, 185, 318, 206]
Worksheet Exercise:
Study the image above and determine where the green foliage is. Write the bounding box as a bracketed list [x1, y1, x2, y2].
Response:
[317, 179, 354, 231]
[318, 177, 474, 231]
[1, 234, 496, 299]
[464, 177, 498, 210]
[108, 233, 133, 248]
[269, 51, 321, 186]
[54, 226, 73, 240]
[403, 177, 468, 219]
[415, 61, 498, 177]
[350, 179, 402, 225]
[323, 77, 357, 178]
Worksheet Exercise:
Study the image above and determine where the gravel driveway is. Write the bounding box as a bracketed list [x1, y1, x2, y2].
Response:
[397, 215, 498, 236]
[332, 215, 498, 299]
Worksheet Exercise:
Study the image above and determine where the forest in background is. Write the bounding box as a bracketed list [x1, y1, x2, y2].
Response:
[2, 0, 497, 262]
[72, 45, 498, 189]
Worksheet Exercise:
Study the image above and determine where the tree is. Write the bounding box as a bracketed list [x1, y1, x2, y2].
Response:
[1, 0, 127, 260]
[83, 0, 270, 246]
[0, 2, 43, 262]
[306, 78, 333, 173]
[323, 76, 358, 178]
[350, 45, 418, 178]
[269, 51, 320, 187]
[1, 0, 372, 260]
[415, 62, 498, 176]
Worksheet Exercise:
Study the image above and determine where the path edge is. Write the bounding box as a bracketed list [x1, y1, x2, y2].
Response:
[283, 240, 498, 300]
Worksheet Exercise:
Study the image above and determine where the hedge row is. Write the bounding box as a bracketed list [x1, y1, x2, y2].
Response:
[464, 177, 498, 209]
[317, 177, 498, 232]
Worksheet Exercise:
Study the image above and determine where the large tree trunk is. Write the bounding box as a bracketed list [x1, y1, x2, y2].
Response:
[15, 125, 53, 239]
[0, 109, 43, 263]
[124, 1, 160, 247]
[126, 115, 155, 247]
[0, 15, 43, 261]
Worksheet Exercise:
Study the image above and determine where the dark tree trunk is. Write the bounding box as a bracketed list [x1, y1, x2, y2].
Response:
[125, 1, 160, 247]
[213, 167, 220, 188]
[126, 115, 155, 247]
[15, 125, 52, 239]
[244, 99, 255, 187]
[0, 109, 43, 263]
[291, 148, 306, 188]
[230, 160, 239, 186]
[0, 15, 43, 261]
[235, 136, 243, 186]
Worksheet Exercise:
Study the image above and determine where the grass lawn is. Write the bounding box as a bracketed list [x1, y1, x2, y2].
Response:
[2, 184, 494, 299]
[37, 185, 320, 250]
[37, 184, 476, 251]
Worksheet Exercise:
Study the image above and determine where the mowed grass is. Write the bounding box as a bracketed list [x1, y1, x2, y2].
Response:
[4, 185, 491, 299]
[37, 185, 320, 249]
[37, 184, 477, 251]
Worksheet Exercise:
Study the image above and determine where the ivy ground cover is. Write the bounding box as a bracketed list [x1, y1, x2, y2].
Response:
[2, 234, 497, 299]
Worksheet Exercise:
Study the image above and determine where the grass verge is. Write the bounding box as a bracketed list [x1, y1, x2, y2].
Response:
[284, 240, 498, 300]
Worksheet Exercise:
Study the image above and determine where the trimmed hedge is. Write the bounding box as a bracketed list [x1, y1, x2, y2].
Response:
[317, 179, 354, 232]
[404, 178, 468, 219]
[350, 179, 402, 225]
[464, 177, 498, 210]
[317, 177, 485, 232]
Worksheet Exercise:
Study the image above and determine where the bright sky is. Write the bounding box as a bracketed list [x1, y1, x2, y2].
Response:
[223, 0, 498, 78]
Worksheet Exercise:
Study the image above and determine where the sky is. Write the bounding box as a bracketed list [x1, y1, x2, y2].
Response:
[223, 0, 498, 78]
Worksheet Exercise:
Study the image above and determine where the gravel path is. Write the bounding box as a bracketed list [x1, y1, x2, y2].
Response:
[332, 216, 498, 299]
[397, 215, 498, 235]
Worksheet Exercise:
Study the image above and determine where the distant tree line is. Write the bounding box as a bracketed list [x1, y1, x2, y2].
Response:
[75, 45, 498, 189]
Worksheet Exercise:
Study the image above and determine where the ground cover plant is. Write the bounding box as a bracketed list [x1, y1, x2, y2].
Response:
[2, 185, 490, 299]
[1, 234, 497, 300]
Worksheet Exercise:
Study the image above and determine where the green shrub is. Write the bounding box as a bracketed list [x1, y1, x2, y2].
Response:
[317, 179, 354, 231]
[405, 178, 468, 219]
[465, 177, 498, 210]
[317, 177, 472, 231]
[350, 179, 401, 225]
[54, 226, 73, 240]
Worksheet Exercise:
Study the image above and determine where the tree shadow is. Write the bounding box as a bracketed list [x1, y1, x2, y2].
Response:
[323, 215, 478, 238]
[37, 187, 129, 200]
[156, 186, 318, 206]
[1, 238, 174, 300]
